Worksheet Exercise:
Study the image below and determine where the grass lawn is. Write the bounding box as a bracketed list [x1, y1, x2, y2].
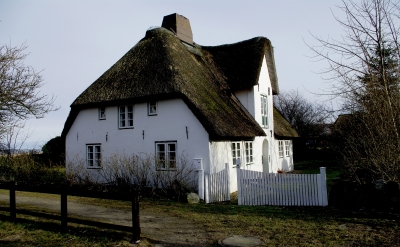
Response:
[0, 159, 398, 246]
[0, 189, 399, 246]
[0, 215, 137, 247]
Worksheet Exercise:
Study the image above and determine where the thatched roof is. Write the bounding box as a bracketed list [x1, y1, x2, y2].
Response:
[62, 27, 286, 140]
[273, 107, 299, 138]
[202, 37, 279, 94]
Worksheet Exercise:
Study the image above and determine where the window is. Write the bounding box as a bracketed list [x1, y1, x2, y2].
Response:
[156, 142, 177, 170]
[285, 140, 290, 157]
[87, 144, 101, 168]
[245, 141, 253, 165]
[148, 101, 157, 116]
[261, 95, 268, 127]
[119, 106, 133, 128]
[279, 141, 284, 158]
[99, 107, 106, 120]
[232, 142, 241, 165]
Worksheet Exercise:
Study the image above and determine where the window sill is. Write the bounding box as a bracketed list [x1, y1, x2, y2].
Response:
[119, 127, 134, 129]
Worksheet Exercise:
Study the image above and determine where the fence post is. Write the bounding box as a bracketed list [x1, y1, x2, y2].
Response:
[204, 174, 209, 203]
[225, 163, 230, 200]
[9, 181, 16, 220]
[319, 167, 328, 206]
[236, 165, 242, 205]
[61, 190, 68, 230]
[194, 158, 204, 200]
[130, 191, 140, 244]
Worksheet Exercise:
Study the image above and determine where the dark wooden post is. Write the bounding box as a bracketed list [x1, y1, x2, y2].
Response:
[130, 191, 140, 243]
[61, 190, 68, 230]
[9, 181, 16, 220]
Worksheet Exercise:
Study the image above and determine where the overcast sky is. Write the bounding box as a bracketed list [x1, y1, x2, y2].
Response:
[0, 0, 346, 149]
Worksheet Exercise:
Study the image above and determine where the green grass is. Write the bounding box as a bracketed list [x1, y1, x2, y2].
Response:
[0, 213, 144, 246]
[0, 159, 398, 246]
[141, 199, 399, 246]
[0, 190, 399, 246]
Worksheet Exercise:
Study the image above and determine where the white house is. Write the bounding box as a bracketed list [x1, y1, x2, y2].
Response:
[61, 13, 298, 194]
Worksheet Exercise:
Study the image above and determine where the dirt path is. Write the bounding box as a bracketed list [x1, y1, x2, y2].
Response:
[0, 194, 213, 246]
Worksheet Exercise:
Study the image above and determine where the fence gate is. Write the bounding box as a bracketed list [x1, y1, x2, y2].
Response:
[204, 164, 230, 203]
[237, 167, 328, 206]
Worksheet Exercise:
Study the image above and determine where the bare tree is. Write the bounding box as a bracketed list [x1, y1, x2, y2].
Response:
[274, 90, 332, 138]
[309, 0, 400, 184]
[0, 122, 32, 155]
[0, 43, 57, 146]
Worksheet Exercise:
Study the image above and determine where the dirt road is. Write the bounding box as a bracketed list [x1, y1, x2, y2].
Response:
[0, 193, 214, 246]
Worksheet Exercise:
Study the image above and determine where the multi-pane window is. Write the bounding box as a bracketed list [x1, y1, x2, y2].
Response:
[261, 95, 268, 127]
[156, 142, 177, 170]
[278, 141, 284, 158]
[99, 107, 106, 120]
[119, 106, 133, 128]
[245, 141, 253, 165]
[285, 140, 290, 157]
[87, 144, 101, 168]
[148, 101, 157, 116]
[232, 142, 241, 165]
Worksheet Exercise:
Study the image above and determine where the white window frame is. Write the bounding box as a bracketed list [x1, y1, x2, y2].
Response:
[99, 107, 106, 120]
[232, 142, 241, 166]
[119, 105, 134, 128]
[87, 144, 101, 168]
[261, 95, 268, 128]
[278, 140, 284, 158]
[156, 141, 177, 170]
[285, 140, 290, 157]
[148, 101, 157, 116]
[244, 141, 253, 166]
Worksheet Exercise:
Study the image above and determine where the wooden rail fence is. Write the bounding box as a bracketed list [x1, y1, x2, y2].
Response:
[0, 182, 140, 243]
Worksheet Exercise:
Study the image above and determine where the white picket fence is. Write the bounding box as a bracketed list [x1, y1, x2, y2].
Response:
[204, 164, 230, 203]
[203, 165, 328, 206]
[237, 167, 328, 206]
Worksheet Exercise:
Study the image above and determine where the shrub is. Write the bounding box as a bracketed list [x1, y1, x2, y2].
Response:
[0, 152, 67, 186]
[66, 152, 198, 200]
[329, 179, 400, 212]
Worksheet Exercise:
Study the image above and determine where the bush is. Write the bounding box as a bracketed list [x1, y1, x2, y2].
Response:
[329, 179, 400, 211]
[66, 152, 198, 201]
[0, 152, 67, 186]
[0, 151, 198, 201]
[41, 136, 64, 166]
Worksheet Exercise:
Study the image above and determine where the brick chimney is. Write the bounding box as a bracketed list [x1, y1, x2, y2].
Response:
[162, 13, 193, 45]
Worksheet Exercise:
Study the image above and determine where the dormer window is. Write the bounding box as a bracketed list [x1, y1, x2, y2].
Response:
[261, 95, 268, 128]
[99, 107, 106, 120]
[148, 101, 157, 116]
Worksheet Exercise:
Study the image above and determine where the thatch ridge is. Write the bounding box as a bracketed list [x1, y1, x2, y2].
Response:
[201, 37, 279, 94]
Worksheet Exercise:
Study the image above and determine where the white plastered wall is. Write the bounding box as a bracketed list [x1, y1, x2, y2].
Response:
[65, 98, 211, 185]
[234, 56, 294, 174]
